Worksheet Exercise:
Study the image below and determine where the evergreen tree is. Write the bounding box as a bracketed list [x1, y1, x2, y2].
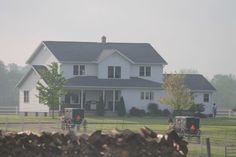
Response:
[117, 96, 126, 116]
[36, 62, 66, 118]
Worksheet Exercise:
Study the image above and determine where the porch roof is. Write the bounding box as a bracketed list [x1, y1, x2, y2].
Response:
[65, 76, 163, 89]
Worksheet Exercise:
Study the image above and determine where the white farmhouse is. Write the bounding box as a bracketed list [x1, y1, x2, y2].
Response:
[16, 37, 215, 115]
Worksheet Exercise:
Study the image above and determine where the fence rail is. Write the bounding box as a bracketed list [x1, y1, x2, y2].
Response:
[217, 110, 236, 118]
[225, 145, 236, 157]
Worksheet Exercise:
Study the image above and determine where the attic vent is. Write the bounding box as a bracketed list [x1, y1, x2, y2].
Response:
[101, 36, 106, 43]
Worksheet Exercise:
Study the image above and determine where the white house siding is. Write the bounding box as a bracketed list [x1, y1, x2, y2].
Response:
[130, 64, 163, 83]
[19, 70, 49, 112]
[98, 53, 130, 79]
[30, 46, 58, 66]
[60, 63, 97, 79]
[121, 89, 164, 112]
[193, 92, 214, 114]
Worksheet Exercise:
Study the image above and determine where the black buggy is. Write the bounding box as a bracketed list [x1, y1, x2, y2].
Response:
[61, 108, 84, 131]
[174, 116, 201, 142]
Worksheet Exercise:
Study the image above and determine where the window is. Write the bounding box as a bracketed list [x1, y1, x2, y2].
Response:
[115, 66, 121, 78]
[108, 66, 114, 78]
[73, 65, 79, 75]
[141, 91, 154, 100]
[139, 67, 145, 76]
[80, 65, 85, 75]
[145, 92, 150, 100]
[139, 66, 151, 77]
[146, 66, 151, 76]
[73, 65, 85, 76]
[203, 94, 209, 102]
[24, 90, 29, 103]
[108, 66, 121, 78]
[141, 92, 145, 100]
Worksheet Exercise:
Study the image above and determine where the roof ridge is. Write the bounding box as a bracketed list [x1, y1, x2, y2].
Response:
[43, 41, 150, 45]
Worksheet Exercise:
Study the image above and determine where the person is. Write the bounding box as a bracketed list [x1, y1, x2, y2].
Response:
[212, 103, 217, 118]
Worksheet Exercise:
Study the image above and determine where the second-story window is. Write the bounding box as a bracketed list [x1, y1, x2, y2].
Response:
[108, 66, 121, 78]
[73, 65, 85, 76]
[139, 66, 151, 77]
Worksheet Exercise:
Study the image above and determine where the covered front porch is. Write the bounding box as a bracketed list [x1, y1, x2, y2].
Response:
[60, 89, 121, 112]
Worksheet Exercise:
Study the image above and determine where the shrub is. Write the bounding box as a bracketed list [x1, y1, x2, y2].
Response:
[147, 103, 159, 115]
[129, 107, 146, 116]
[162, 109, 171, 117]
[117, 96, 126, 116]
[189, 103, 205, 114]
[96, 96, 105, 116]
[232, 107, 236, 112]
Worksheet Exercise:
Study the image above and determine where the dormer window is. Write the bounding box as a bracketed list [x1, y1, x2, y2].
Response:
[73, 65, 85, 76]
[108, 66, 121, 78]
[139, 66, 151, 77]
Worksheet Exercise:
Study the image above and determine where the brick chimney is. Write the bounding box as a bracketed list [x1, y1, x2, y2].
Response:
[101, 35, 106, 43]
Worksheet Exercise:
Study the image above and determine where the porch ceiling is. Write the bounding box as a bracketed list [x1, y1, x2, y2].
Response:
[65, 76, 162, 89]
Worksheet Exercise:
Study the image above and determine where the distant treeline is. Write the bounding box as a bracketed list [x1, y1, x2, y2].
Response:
[0, 60, 235, 110]
[211, 74, 236, 110]
[0, 60, 27, 106]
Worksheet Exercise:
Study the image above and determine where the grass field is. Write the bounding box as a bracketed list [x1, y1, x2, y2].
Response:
[0, 115, 235, 157]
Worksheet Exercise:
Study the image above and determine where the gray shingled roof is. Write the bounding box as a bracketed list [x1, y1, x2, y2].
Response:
[43, 41, 167, 64]
[65, 76, 162, 89]
[165, 74, 216, 91]
[32, 65, 48, 76]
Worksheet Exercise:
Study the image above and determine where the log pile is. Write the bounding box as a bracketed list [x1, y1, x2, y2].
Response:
[0, 127, 188, 157]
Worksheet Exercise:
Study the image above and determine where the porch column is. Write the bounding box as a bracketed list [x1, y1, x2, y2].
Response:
[81, 89, 84, 109]
[102, 89, 105, 101]
[112, 90, 115, 112]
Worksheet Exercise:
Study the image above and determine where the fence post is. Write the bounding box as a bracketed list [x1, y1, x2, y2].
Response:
[228, 110, 231, 118]
[206, 138, 211, 157]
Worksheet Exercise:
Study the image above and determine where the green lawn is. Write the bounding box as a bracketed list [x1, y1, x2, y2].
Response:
[0, 115, 235, 157]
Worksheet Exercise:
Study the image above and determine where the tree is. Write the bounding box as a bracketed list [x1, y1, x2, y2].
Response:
[117, 96, 126, 116]
[0, 61, 25, 107]
[161, 73, 193, 113]
[96, 96, 105, 116]
[211, 74, 236, 110]
[179, 69, 198, 74]
[36, 62, 66, 118]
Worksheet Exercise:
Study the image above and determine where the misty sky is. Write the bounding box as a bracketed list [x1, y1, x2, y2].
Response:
[0, 0, 235, 79]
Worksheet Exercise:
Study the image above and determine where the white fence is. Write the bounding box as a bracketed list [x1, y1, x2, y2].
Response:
[217, 110, 236, 118]
[0, 106, 18, 115]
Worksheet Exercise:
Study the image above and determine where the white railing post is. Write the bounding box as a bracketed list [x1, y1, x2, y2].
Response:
[228, 110, 231, 118]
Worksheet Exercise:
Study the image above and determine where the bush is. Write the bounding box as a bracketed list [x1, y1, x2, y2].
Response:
[129, 107, 146, 116]
[162, 109, 171, 117]
[189, 103, 205, 114]
[96, 96, 105, 116]
[194, 113, 207, 118]
[232, 107, 236, 112]
[147, 103, 159, 115]
[117, 96, 126, 116]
